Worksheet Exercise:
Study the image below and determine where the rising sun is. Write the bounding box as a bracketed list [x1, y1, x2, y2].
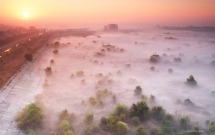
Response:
[23, 12, 29, 18]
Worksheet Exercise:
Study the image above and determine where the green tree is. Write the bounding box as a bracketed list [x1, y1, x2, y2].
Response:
[152, 106, 165, 121]
[114, 103, 127, 116]
[16, 103, 43, 130]
[135, 125, 147, 135]
[180, 116, 190, 130]
[116, 121, 129, 135]
[161, 114, 174, 134]
[129, 101, 149, 121]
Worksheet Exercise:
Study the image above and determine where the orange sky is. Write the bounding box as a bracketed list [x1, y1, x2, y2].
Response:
[0, 0, 215, 27]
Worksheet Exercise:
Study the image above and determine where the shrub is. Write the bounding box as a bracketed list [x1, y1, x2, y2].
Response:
[84, 113, 94, 124]
[116, 121, 129, 135]
[134, 86, 142, 95]
[53, 49, 58, 54]
[16, 103, 43, 130]
[152, 106, 166, 121]
[131, 117, 140, 126]
[135, 125, 147, 135]
[24, 54, 33, 61]
[186, 75, 197, 86]
[129, 101, 149, 121]
[180, 116, 190, 130]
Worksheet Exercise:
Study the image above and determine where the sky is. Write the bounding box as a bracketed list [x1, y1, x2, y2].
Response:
[0, 0, 215, 28]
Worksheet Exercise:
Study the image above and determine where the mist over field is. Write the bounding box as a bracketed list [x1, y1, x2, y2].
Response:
[34, 29, 215, 134]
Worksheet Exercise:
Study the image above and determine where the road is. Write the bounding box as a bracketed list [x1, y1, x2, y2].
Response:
[0, 32, 40, 53]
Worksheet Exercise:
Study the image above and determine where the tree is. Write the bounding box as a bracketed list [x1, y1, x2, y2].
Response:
[84, 113, 94, 124]
[129, 101, 149, 121]
[161, 114, 174, 134]
[135, 125, 147, 135]
[16, 103, 43, 130]
[24, 53, 33, 61]
[113, 103, 127, 116]
[152, 106, 166, 121]
[134, 86, 142, 95]
[180, 116, 190, 130]
[186, 75, 197, 86]
[60, 120, 72, 133]
[116, 121, 129, 135]
[131, 117, 140, 126]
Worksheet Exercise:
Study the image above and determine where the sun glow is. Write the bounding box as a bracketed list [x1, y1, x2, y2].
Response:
[23, 12, 29, 18]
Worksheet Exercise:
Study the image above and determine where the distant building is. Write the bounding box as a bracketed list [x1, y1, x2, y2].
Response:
[104, 24, 118, 31]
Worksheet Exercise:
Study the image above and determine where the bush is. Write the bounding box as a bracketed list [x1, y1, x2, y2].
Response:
[152, 106, 166, 121]
[84, 113, 94, 124]
[135, 125, 146, 135]
[16, 103, 43, 130]
[134, 86, 142, 95]
[53, 49, 58, 54]
[131, 117, 140, 126]
[180, 116, 190, 130]
[116, 121, 129, 135]
[186, 75, 197, 86]
[24, 54, 33, 61]
[129, 101, 149, 121]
